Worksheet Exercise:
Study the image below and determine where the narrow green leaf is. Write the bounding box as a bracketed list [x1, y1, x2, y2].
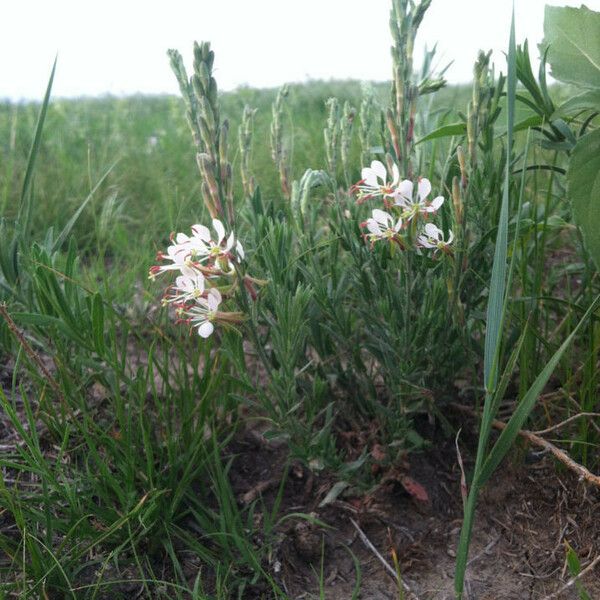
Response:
[416, 122, 466, 144]
[51, 161, 117, 253]
[455, 10, 517, 598]
[478, 294, 600, 485]
[18, 56, 57, 238]
[483, 11, 517, 395]
[91, 293, 105, 355]
[565, 542, 582, 576]
[513, 114, 544, 132]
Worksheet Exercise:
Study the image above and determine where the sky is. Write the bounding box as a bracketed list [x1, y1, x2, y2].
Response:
[1, 0, 598, 101]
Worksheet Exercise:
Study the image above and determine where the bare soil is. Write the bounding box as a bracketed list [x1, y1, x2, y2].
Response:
[227, 416, 600, 600]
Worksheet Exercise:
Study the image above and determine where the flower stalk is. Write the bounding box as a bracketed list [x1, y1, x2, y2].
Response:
[168, 42, 234, 224]
[270, 84, 291, 198]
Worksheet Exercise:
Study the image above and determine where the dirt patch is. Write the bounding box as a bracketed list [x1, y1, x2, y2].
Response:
[226, 423, 600, 599]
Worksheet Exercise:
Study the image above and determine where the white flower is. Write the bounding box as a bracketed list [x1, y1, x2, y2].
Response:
[186, 288, 222, 338]
[149, 242, 200, 279]
[362, 209, 403, 243]
[393, 177, 444, 220]
[417, 223, 454, 252]
[163, 273, 205, 305]
[184, 219, 244, 268]
[356, 160, 400, 200]
[151, 219, 244, 281]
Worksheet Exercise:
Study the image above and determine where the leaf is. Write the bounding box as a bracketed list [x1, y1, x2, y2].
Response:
[416, 122, 466, 144]
[399, 475, 429, 503]
[318, 481, 350, 508]
[91, 293, 105, 355]
[540, 5, 600, 89]
[568, 128, 600, 269]
[455, 12, 517, 597]
[51, 161, 117, 253]
[553, 90, 600, 117]
[478, 293, 600, 486]
[18, 57, 57, 239]
[565, 541, 582, 576]
[513, 115, 544, 132]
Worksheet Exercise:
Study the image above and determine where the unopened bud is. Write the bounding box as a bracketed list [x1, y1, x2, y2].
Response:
[466, 106, 477, 165]
[457, 146, 468, 188]
[385, 108, 401, 162]
[452, 176, 462, 225]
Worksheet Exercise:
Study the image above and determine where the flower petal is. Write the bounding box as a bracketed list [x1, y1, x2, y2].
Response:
[198, 321, 214, 337]
[175, 275, 192, 292]
[207, 288, 222, 311]
[397, 179, 413, 200]
[365, 219, 381, 235]
[431, 196, 444, 210]
[212, 219, 225, 244]
[418, 178, 431, 201]
[167, 244, 187, 261]
[372, 208, 392, 226]
[424, 223, 440, 237]
[391, 163, 400, 186]
[361, 167, 378, 188]
[371, 160, 387, 182]
[236, 241, 245, 260]
[191, 224, 211, 241]
[194, 274, 205, 293]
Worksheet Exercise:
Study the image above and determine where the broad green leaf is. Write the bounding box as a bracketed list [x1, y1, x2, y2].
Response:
[568, 129, 600, 269]
[552, 90, 600, 117]
[541, 5, 600, 89]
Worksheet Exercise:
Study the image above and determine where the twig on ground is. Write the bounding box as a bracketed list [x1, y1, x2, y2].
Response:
[349, 517, 420, 599]
[451, 403, 600, 488]
[541, 554, 600, 599]
[466, 534, 501, 566]
[533, 412, 600, 435]
[240, 478, 279, 504]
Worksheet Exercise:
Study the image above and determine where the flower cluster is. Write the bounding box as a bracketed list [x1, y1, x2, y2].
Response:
[149, 219, 245, 337]
[354, 160, 453, 255]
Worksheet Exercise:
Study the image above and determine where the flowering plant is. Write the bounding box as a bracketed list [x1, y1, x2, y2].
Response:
[149, 218, 246, 337]
[354, 160, 453, 256]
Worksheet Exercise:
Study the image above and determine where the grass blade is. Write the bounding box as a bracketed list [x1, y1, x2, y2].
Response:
[478, 293, 600, 485]
[17, 56, 57, 240]
[51, 160, 117, 253]
[454, 8, 517, 598]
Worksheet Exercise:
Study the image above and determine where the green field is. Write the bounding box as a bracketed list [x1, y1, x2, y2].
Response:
[1, 2, 600, 598]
